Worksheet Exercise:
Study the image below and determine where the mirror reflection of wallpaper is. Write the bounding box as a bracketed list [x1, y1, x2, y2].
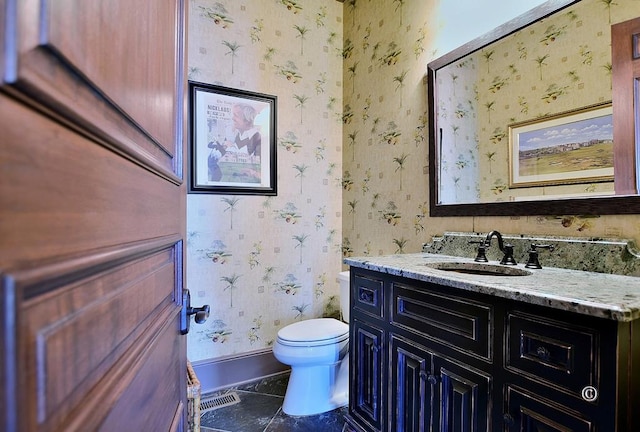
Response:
[437, 56, 480, 204]
[436, 0, 640, 204]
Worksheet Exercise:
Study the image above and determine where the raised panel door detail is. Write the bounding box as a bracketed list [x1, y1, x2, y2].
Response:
[98, 319, 184, 432]
[0, 1, 187, 431]
[434, 356, 491, 432]
[2, 0, 183, 181]
[0, 97, 184, 263]
[390, 335, 433, 432]
[5, 237, 181, 431]
[351, 318, 386, 432]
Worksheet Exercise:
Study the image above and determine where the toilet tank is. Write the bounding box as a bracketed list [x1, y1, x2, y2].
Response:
[338, 271, 350, 323]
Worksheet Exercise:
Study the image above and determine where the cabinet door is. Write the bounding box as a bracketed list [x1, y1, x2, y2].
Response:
[391, 336, 433, 432]
[433, 356, 491, 432]
[351, 318, 386, 432]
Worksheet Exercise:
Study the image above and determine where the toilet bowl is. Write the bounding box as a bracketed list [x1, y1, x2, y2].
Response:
[272, 271, 351, 416]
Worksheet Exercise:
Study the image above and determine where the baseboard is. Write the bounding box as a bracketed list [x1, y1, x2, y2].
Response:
[190, 348, 290, 394]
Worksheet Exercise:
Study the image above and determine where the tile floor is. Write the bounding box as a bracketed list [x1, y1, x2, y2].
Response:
[199, 371, 349, 432]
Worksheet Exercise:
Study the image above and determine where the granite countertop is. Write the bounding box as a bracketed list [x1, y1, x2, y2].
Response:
[344, 253, 640, 322]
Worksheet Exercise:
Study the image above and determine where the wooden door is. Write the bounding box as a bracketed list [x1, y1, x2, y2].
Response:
[0, 1, 188, 431]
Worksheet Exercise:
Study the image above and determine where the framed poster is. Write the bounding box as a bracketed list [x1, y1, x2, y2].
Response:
[188, 81, 277, 195]
[509, 103, 613, 188]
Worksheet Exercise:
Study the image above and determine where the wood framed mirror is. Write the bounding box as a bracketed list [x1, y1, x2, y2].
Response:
[427, 0, 640, 216]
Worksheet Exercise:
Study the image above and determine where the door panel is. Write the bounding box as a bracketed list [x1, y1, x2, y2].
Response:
[390, 335, 433, 432]
[98, 316, 185, 432]
[5, 0, 182, 180]
[16, 240, 179, 430]
[434, 356, 491, 432]
[0, 0, 187, 430]
[351, 318, 385, 431]
[0, 95, 181, 262]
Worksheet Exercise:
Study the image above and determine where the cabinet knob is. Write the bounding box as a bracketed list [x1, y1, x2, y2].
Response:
[536, 346, 551, 361]
[503, 413, 515, 427]
[419, 371, 439, 385]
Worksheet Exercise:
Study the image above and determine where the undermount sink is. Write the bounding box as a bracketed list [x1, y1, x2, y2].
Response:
[426, 262, 533, 277]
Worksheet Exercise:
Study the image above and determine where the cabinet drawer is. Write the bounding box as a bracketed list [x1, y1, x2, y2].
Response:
[391, 282, 492, 360]
[506, 310, 599, 397]
[505, 386, 595, 432]
[353, 272, 385, 318]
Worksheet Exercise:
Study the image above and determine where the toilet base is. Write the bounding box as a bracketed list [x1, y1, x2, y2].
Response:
[282, 358, 349, 416]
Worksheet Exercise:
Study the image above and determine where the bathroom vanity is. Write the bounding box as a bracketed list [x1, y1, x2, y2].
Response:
[343, 253, 640, 432]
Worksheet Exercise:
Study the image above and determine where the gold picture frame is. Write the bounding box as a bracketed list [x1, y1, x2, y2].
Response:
[508, 103, 614, 188]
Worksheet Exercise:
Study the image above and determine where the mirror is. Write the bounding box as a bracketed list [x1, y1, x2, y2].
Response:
[428, 0, 640, 216]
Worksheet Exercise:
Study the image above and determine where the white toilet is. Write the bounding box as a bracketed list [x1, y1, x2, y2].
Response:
[273, 271, 351, 416]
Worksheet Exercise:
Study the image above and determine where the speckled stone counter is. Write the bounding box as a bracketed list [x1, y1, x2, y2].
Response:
[422, 232, 640, 276]
[344, 253, 640, 322]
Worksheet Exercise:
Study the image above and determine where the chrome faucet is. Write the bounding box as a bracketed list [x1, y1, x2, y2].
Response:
[482, 231, 517, 265]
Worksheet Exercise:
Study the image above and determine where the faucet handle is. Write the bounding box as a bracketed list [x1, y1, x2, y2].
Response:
[525, 244, 555, 269]
[469, 240, 488, 262]
[500, 244, 518, 265]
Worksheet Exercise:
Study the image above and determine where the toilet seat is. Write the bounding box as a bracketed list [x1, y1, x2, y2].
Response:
[277, 318, 348, 347]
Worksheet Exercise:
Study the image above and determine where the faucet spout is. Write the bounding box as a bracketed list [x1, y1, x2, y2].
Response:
[484, 230, 505, 251]
[483, 230, 518, 265]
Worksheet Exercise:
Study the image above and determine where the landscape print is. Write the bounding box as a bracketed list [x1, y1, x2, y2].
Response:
[510, 104, 614, 188]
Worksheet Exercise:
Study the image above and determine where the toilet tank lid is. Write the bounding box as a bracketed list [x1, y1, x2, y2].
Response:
[278, 318, 348, 342]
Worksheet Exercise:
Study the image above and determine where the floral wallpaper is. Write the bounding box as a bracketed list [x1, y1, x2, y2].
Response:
[343, 0, 640, 266]
[186, 0, 344, 362]
[341, 0, 440, 259]
[187, 0, 640, 366]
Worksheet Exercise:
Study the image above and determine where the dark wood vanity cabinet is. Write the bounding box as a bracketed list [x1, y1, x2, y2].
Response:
[345, 268, 640, 432]
[349, 273, 387, 431]
[351, 318, 386, 431]
[390, 336, 491, 432]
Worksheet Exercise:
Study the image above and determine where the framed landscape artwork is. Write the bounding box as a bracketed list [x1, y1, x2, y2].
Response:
[509, 103, 614, 188]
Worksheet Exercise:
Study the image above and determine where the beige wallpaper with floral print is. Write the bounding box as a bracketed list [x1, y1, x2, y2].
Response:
[187, 0, 640, 365]
[186, 0, 344, 362]
[343, 0, 640, 266]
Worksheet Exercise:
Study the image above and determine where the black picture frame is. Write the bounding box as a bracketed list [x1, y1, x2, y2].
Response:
[188, 81, 277, 195]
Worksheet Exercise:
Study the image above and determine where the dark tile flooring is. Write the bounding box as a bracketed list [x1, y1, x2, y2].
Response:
[199, 371, 349, 432]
